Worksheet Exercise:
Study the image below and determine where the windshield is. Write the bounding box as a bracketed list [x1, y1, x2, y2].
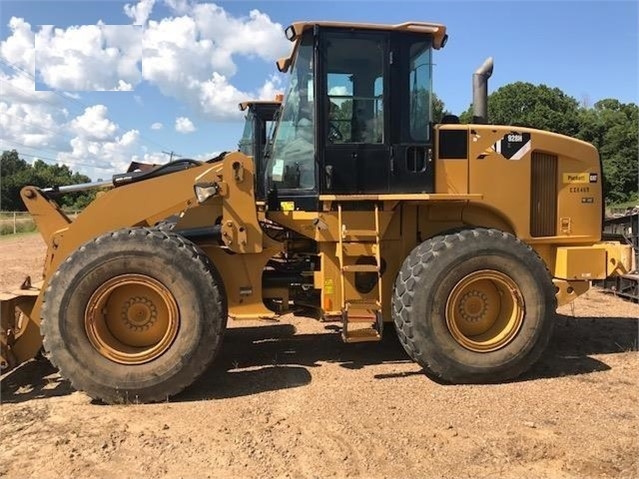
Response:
[267, 32, 315, 191]
[238, 110, 255, 156]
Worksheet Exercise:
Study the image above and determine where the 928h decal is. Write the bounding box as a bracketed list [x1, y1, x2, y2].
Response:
[492, 132, 532, 160]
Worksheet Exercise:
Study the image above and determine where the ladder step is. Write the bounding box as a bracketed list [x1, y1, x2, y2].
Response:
[345, 300, 381, 311]
[342, 264, 379, 273]
[342, 327, 382, 343]
[340, 243, 376, 257]
[343, 229, 378, 238]
[344, 314, 378, 323]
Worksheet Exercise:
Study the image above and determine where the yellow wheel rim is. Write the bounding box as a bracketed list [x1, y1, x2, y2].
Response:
[85, 274, 179, 364]
[445, 270, 524, 352]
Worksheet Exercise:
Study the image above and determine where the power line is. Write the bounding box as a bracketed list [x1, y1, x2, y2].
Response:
[2, 150, 104, 170]
[2, 112, 74, 138]
[9, 151, 112, 171]
[5, 150, 60, 164]
[0, 56, 176, 154]
[0, 78, 66, 110]
[162, 150, 185, 161]
[0, 57, 88, 113]
[0, 57, 36, 81]
[2, 138, 70, 157]
[1, 139, 112, 170]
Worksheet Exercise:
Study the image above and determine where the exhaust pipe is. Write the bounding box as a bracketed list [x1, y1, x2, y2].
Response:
[472, 57, 494, 124]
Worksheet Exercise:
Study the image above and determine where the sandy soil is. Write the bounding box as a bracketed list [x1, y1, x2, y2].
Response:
[1, 234, 638, 479]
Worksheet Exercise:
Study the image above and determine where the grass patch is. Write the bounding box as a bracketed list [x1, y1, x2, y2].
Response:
[0, 230, 39, 240]
[0, 209, 80, 236]
[0, 218, 37, 235]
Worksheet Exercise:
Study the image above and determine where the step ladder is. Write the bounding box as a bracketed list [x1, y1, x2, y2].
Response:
[336, 203, 383, 343]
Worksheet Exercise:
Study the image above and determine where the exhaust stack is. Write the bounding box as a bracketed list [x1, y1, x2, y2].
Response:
[472, 57, 494, 124]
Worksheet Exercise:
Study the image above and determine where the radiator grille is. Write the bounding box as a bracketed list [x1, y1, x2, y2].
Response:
[530, 152, 558, 237]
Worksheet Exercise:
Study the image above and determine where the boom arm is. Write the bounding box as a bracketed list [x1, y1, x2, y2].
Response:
[1, 153, 267, 372]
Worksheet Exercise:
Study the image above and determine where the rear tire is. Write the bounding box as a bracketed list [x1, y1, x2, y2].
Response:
[42, 227, 226, 403]
[392, 228, 555, 383]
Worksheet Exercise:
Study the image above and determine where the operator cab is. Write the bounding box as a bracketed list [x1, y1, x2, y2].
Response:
[266, 21, 448, 208]
[238, 100, 281, 199]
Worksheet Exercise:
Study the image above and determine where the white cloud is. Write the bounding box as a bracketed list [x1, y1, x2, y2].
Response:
[0, 3, 293, 179]
[70, 105, 118, 141]
[0, 19, 73, 155]
[1, 17, 35, 73]
[57, 128, 142, 179]
[141, 3, 290, 120]
[329, 86, 350, 96]
[0, 18, 152, 179]
[258, 74, 285, 101]
[35, 24, 143, 91]
[0, 100, 68, 153]
[52, 104, 143, 176]
[124, 0, 156, 26]
[150, 122, 163, 130]
[131, 150, 168, 164]
[175, 116, 195, 133]
[191, 5, 289, 63]
[163, 0, 193, 15]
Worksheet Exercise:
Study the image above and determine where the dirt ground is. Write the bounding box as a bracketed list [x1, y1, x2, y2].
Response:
[1, 234, 638, 479]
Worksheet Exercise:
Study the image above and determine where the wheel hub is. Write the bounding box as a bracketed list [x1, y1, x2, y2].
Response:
[458, 290, 488, 323]
[85, 274, 179, 364]
[446, 270, 524, 352]
[122, 297, 158, 331]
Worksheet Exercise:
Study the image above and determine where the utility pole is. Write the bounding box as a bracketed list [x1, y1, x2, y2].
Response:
[162, 150, 175, 162]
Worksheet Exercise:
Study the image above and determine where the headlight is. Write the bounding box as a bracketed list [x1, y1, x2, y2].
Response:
[194, 182, 219, 203]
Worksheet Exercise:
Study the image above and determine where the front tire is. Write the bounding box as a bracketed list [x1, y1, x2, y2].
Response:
[42, 228, 226, 403]
[392, 228, 556, 383]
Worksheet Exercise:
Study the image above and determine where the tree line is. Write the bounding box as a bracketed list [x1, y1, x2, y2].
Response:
[1, 150, 95, 211]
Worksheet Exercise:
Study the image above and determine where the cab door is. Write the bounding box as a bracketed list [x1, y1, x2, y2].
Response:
[387, 33, 435, 193]
[320, 30, 391, 194]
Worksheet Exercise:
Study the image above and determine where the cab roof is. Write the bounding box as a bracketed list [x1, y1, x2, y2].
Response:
[277, 21, 448, 72]
[238, 100, 282, 111]
[286, 21, 447, 48]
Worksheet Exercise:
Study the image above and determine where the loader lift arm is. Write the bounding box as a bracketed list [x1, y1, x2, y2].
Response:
[1, 152, 266, 373]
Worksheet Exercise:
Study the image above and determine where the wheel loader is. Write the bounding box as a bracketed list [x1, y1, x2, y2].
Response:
[1, 21, 635, 404]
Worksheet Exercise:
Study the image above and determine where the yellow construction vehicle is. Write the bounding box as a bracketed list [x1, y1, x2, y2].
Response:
[1, 21, 634, 403]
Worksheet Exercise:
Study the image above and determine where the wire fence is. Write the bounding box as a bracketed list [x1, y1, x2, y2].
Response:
[0, 211, 80, 236]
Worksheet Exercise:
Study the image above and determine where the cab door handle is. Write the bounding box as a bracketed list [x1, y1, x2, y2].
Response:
[389, 145, 396, 173]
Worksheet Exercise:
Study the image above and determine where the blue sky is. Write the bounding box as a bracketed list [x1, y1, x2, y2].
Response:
[0, 0, 637, 180]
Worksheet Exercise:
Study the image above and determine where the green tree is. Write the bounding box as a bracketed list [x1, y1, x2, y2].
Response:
[577, 99, 638, 204]
[1, 150, 30, 210]
[432, 93, 449, 123]
[1, 150, 95, 211]
[459, 82, 581, 137]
